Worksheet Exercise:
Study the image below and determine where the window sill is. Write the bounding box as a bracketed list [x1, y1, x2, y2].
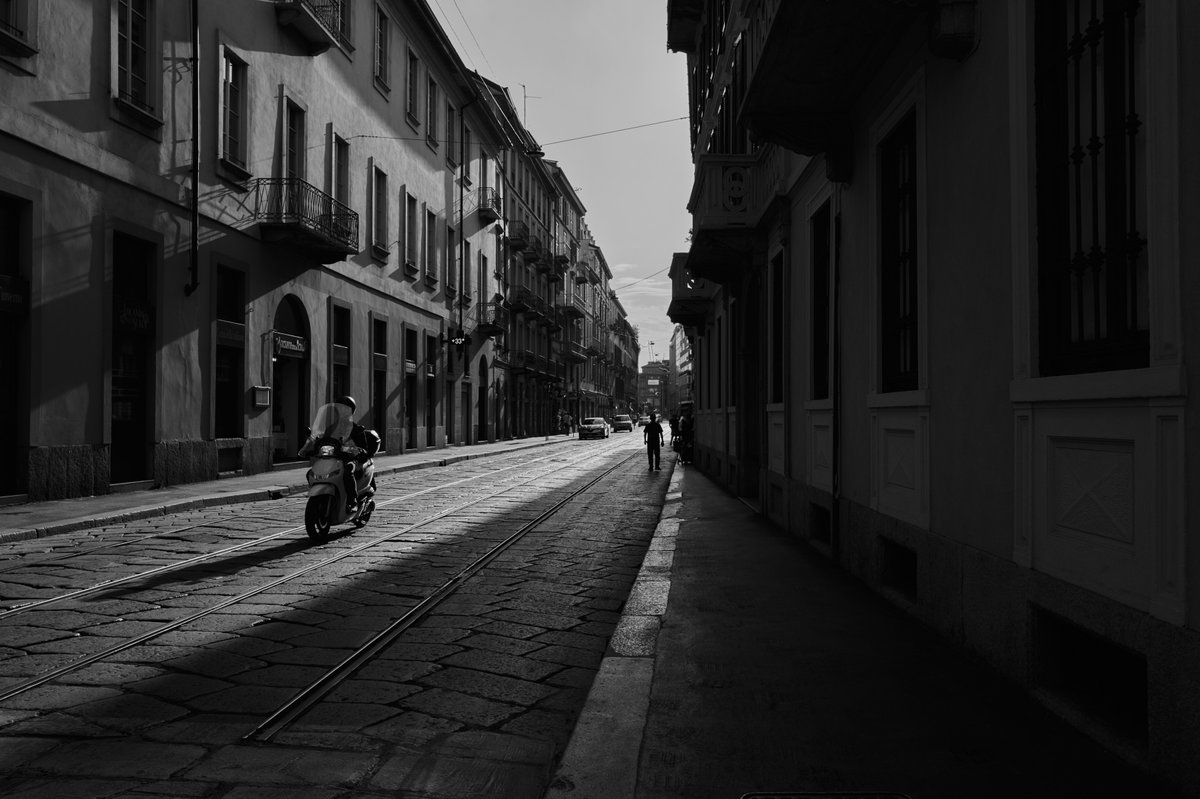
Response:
[1010, 364, 1185, 403]
[803, 398, 833, 411]
[426, 136, 439, 154]
[112, 96, 164, 139]
[0, 28, 37, 58]
[217, 156, 253, 187]
[867, 389, 929, 409]
[373, 76, 390, 99]
[405, 111, 421, 131]
[424, 273, 439, 289]
[403, 260, 419, 277]
[371, 243, 390, 263]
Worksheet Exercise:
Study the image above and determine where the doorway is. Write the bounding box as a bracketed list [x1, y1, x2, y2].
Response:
[110, 233, 156, 484]
[271, 295, 310, 463]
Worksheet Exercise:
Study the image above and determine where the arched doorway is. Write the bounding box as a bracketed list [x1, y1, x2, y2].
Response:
[477, 355, 489, 442]
[271, 295, 310, 464]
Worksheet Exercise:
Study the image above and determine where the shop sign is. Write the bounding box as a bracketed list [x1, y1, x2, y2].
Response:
[274, 332, 307, 358]
[115, 294, 154, 334]
[0, 274, 29, 315]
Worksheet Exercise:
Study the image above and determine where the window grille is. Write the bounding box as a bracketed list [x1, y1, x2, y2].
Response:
[1035, 0, 1148, 375]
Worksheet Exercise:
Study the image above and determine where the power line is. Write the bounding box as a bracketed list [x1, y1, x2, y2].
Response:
[542, 117, 688, 147]
[451, 0, 495, 75]
[613, 267, 670, 289]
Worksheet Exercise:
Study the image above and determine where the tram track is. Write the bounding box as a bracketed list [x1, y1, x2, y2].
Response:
[0, 439, 619, 616]
[0, 439, 636, 703]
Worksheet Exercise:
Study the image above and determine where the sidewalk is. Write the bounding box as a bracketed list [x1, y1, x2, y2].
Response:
[548, 462, 1181, 799]
[0, 436, 561, 545]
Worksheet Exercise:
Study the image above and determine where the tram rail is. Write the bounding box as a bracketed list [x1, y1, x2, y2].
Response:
[0, 438, 635, 704]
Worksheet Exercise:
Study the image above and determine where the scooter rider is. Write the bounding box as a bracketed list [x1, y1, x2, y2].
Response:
[333, 395, 378, 513]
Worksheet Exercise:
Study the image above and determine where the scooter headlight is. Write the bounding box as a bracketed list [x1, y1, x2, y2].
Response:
[317, 444, 337, 457]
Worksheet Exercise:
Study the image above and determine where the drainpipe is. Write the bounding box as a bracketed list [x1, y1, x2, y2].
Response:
[830, 186, 843, 560]
[184, 0, 200, 296]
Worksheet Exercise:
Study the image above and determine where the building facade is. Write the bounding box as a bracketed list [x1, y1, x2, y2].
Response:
[0, 0, 633, 501]
[667, 0, 1200, 790]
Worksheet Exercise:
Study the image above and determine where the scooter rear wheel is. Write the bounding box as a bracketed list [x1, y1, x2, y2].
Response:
[353, 498, 375, 528]
[305, 495, 333, 542]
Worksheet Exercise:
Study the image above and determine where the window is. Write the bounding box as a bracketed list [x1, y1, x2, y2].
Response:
[811, 202, 832, 400]
[334, 136, 350, 206]
[334, 0, 351, 48]
[463, 241, 472, 297]
[405, 193, 419, 267]
[406, 50, 419, 122]
[1035, 0, 1147, 375]
[214, 266, 245, 438]
[116, 0, 154, 114]
[446, 103, 457, 164]
[424, 209, 436, 280]
[285, 101, 305, 180]
[332, 305, 351, 400]
[373, 7, 389, 89]
[0, 0, 37, 53]
[372, 167, 388, 258]
[426, 78, 439, 146]
[220, 49, 247, 170]
[769, 251, 785, 404]
[879, 110, 918, 393]
[445, 223, 455, 289]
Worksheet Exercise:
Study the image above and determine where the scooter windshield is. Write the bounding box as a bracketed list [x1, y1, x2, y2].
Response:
[309, 402, 353, 443]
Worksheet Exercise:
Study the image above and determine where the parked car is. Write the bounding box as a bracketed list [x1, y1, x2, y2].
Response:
[578, 417, 610, 439]
[611, 414, 634, 432]
[637, 416, 651, 427]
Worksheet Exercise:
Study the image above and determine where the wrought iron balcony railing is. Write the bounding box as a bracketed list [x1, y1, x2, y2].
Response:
[477, 187, 501, 222]
[474, 300, 509, 338]
[253, 177, 359, 261]
[274, 0, 351, 54]
[507, 220, 530, 250]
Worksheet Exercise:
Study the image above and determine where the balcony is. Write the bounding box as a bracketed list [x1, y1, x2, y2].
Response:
[478, 187, 501, 223]
[507, 220, 530, 250]
[560, 294, 587, 320]
[563, 340, 588, 364]
[474, 300, 509, 338]
[273, 0, 350, 55]
[253, 178, 359, 263]
[513, 286, 543, 318]
[739, 0, 925, 180]
[667, 251, 718, 330]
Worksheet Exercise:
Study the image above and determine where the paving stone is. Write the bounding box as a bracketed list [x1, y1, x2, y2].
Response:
[375, 642, 462, 662]
[400, 687, 522, 727]
[434, 729, 558, 763]
[240, 619, 319, 643]
[531, 629, 609, 652]
[260, 647, 346, 667]
[459, 632, 545, 657]
[420, 666, 557, 706]
[3, 777, 139, 798]
[228, 663, 329, 687]
[166, 649, 264, 678]
[27, 739, 206, 779]
[0, 652, 80, 677]
[221, 785, 344, 799]
[0, 683, 121, 711]
[124, 779, 214, 797]
[133, 672, 231, 701]
[58, 661, 164, 687]
[153, 630, 235, 647]
[0, 625, 76, 648]
[186, 684, 297, 714]
[0, 707, 37, 728]
[475, 620, 547, 640]
[526, 644, 602, 669]
[351, 656, 438, 683]
[182, 744, 375, 785]
[182, 613, 264, 633]
[498, 707, 577, 744]
[324, 678, 422, 705]
[71, 693, 189, 731]
[212, 634, 290, 658]
[288, 629, 376, 649]
[489, 608, 580, 631]
[0, 735, 61, 769]
[292, 700, 401, 730]
[397, 625, 472, 644]
[0, 711, 116, 738]
[439, 649, 562, 682]
[270, 729, 380, 752]
[141, 713, 260, 745]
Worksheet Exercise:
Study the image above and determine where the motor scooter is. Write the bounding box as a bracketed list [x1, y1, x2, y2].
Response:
[298, 401, 378, 542]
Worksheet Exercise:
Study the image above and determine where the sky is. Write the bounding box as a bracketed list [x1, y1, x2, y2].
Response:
[427, 0, 694, 367]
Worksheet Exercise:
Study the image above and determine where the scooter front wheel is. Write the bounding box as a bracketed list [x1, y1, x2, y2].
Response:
[305, 495, 333, 542]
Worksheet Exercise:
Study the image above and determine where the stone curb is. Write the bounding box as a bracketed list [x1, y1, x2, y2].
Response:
[543, 465, 683, 799]
[0, 441, 554, 545]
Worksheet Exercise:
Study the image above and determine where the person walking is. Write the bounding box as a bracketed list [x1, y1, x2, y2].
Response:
[644, 412, 665, 471]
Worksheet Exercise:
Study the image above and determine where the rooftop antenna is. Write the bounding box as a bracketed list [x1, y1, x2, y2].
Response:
[520, 83, 541, 126]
